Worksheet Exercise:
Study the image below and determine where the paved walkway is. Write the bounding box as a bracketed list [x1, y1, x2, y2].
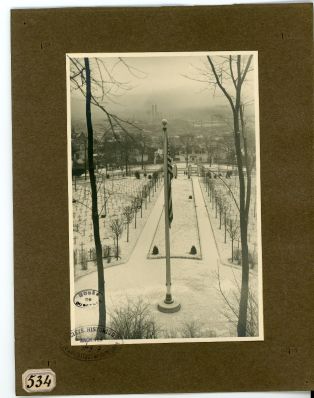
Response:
[74, 176, 240, 338]
[148, 176, 201, 259]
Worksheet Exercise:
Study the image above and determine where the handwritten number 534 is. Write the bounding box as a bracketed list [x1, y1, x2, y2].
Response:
[26, 374, 52, 388]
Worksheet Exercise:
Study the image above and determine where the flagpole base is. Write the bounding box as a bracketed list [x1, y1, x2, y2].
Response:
[157, 298, 181, 313]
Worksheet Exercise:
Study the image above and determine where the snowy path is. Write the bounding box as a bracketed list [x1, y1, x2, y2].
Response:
[74, 176, 240, 338]
[148, 177, 201, 259]
[192, 176, 219, 263]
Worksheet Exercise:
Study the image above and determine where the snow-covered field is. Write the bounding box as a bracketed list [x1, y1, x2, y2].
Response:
[148, 176, 201, 259]
[200, 174, 258, 269]
[72, 173, 163, 279]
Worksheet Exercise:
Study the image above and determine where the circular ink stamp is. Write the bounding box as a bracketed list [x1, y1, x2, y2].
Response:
[73, 289, 104, 308]
[60, 325, 123, 361]
[71, 325, 121, 342]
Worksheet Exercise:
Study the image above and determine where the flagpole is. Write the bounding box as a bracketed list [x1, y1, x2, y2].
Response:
[163, 120, 172, 304]
[158, 119, 180, 313]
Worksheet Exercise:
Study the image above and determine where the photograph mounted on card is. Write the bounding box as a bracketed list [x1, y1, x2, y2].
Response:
[12, 5, 313, 394]
[67, 51, 263, 345]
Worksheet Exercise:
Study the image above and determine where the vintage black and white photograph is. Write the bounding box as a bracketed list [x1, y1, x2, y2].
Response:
[67, 51, 263, 344]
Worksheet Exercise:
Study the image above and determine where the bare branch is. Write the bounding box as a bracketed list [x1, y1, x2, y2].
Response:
[207, 56, 235, 112]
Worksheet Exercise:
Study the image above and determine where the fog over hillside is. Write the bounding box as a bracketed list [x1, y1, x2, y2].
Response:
[70, 54, 256, 125]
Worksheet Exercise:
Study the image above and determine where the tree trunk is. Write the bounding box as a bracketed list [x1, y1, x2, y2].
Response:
[224, 214, 227, 243]
[84, 58, 106, 340]
[84, 141, 87, 180]
[240, 104, 252, 228]
[116, 235, 119, 259]
[233, 105, 250, 337]
[127, 223, 129, 242]
[206, 54, 253, 338]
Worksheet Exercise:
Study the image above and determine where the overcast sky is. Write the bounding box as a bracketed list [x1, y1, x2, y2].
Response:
[70, 53, 257, 118]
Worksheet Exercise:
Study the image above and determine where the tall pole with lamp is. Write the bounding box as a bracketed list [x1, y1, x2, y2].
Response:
[158, 119, 181, 313]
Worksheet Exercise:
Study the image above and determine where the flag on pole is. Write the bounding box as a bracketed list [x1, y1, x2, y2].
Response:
[167, 142, 173, 227]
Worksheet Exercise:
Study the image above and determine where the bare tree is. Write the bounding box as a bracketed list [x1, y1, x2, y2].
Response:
[69, 56, 144, 338]
[223, 202, 230, 244]
[137, 130, 152, 170]
[123, 205, 133, 242]
[110, 218, 124, 260]
[227, 217, 240, 263]
[217, 195, 225, 229]
[206, 54, 254, 336]
[82, 58, 107, 339]
[142, 185, 148, 209]
[132, 196, 141, 229]
[215, 263, 258, 337]
[185, 55, 255, 335]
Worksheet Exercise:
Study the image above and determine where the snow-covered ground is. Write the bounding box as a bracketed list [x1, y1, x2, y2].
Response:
[73, 177, 252, 341]
[72, 174, 163, 279]
[199, 175, 258, 270]
[148, 176, 201, 260]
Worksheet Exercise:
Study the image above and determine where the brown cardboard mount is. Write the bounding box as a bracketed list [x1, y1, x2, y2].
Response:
[11, 4, 313, 395]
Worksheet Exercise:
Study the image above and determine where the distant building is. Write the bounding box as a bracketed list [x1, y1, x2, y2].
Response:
[151, 104, 162, 123]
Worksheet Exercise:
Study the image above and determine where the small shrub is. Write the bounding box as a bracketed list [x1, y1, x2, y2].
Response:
[106, 174, 110, 179]
[181, 320, 201, 338]
[144, 172, 147, 177]
[215, 266, 259, 337]
[188, 195, 193, 199]
[190, 245, 197, 255]
[135, 171, 140, 179]
[152, 246, 159, 255]
[109, 298, 159, 339]
[163, 328, 179, 338]
[148, 175, 152, 179]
